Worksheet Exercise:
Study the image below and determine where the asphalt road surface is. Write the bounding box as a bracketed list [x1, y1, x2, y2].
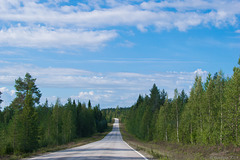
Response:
[28, 118, 148, 160]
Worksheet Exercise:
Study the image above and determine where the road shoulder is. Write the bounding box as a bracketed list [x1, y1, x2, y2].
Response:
[11, 124, 113, 160]
[119, 123, 156, 160]
[119, 123, 240, 160]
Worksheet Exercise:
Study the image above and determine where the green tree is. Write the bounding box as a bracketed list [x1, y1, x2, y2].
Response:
[10, 73, 41, 153]
[204, 77, 215, 144]
[88, 100, 92, 109]
[0, 91, 3, 105]
[14, 73, 41, 108]
[179, 101, 192, 143]
[160, 89, 167, 106]
[213, 71, 225, 144]
[115, 106, 120, 118]
[79, 103, 96, 137]
[224, 60, 240, 145]
[36, 99, 52, 147]
[76, 101, 83, 137]
[184, 77, 201, 144]
[192, 76, 204, 143]
[149, 84, 160, 111]
[51, 98, 62, 145]
[62, 109, 74, 143]
[172, 89, 187, 143]
[173, 89, 180, 142]
[62, 99, 76, 143]
[18, 93, 38, 152]
[154, 97, 170, 141]
[125, 95, 145, 138]
[140, 103, 152, 140]
[94, 105, 107, 133]
[125, 58, 240, 146]
[149, 84, 161, 141]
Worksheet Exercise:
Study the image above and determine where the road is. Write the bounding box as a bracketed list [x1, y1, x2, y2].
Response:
[28, 118, 148, 160]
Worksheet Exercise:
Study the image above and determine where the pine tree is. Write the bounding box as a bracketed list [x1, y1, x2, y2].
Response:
[10, 73, 41, 153]
[204, 77, 214, 144]
[149, 84, 160, 111]
[160, 89, 167, 106]
[149, 84, 161, 140]
[0, 91, 3, 105]
[140, 104, 152, 140]
[14, 73, 41, 108]
[37, 99, 52, 147]
[204, 73, 212, 91]
[51, 98, 62, 145]
[76, 101, 83, 137]
[0, 91, 4, 154]
[62, 99, 76, 143]
[62, 109, 73, 143]
[18, 93, 38, 152]
[88, 100, 92, 109]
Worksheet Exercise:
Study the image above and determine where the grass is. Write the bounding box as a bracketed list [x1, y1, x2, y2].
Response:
[1, 123, 113, 160]
[119, 123, 240, 160]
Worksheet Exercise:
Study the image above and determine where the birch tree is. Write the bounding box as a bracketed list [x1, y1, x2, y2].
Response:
[224, 60, 240, 144]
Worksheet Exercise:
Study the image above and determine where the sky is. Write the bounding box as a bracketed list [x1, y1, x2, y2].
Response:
[0, 0, 240, 109]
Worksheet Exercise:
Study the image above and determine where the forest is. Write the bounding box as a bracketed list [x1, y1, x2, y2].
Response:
[102, 106, 129, 123]
[126, 58, 240, 146]
[1, 59, 240, 156]
[0, 73, 108, 155]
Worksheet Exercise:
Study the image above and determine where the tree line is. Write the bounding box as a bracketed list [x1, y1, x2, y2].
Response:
[0, 73, 107, 155]
[102, 106, 129, 123]
[126, 58, 240, 145]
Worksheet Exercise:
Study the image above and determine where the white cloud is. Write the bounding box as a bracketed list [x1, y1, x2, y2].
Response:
[0, 26, 117, 49]
[71, 91, 111, 105]
[78, 91, 94, 98]
[0, 65, 208, 90]
[70, 89, 131, 108]
[194, 68, 208, 76]
[0, 87, 15, 96]
[0, 87, 16, 108]
[118, 40, 135, 48]
[0, 0, 239, 49]
[236, 30, 240, 33]
[0, 64, 208, 108]
[0, 60, 10, 64]
[1, 0, 238, 29]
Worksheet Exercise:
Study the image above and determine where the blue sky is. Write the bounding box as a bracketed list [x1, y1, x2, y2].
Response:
[0, 0, 240, 109]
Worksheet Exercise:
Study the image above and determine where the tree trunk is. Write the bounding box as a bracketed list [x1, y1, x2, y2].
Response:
[209, 101, 211, 143]
[13, 117, 16, 151]
[191, 123, 193, 144]
[220, 103, 223, 144]
[165, 129, 168, 141]
[176, 104, 179, 143]
[236, 102, 238, 144]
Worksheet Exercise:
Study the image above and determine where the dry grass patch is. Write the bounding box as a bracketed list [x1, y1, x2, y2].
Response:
[120, 123, 240, 160]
